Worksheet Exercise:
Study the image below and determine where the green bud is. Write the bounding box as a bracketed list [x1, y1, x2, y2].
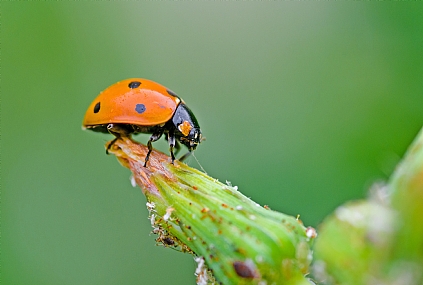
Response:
[314, 127, 423, 284]
[313, 199, 398, 285]
[109, 137, 316, 285]
[389, 127, 423, 263]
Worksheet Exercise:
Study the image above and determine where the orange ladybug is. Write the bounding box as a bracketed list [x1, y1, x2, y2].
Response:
[82, 78, 202, 166]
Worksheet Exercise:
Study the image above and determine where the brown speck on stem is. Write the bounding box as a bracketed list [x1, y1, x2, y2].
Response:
[233, 260, 259, 279]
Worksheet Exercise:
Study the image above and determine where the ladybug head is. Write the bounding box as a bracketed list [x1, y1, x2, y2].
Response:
[182, 126, 202, 151]
[171, 103, 202, 151]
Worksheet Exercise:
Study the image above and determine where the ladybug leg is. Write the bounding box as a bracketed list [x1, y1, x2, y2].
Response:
[178, 151, 192, 162]
[106, 137, 119, 154]
[173, 141, 181, 157]
[167, 132, 176, 164]
[145, 131, 163, 167]
[106, 124, 130, 154]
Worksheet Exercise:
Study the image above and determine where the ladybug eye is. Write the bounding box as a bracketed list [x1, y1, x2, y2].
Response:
[128, 81, 141, 89]
[93, 102, 101, 113]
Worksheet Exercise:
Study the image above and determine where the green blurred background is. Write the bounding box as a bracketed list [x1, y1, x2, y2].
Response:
[2, 2, 423, 284]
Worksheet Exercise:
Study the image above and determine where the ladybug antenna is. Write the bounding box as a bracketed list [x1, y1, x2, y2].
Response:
[192, 152, 207, 175]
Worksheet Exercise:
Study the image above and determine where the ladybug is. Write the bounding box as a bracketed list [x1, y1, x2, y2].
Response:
[82, 78, 202, 166]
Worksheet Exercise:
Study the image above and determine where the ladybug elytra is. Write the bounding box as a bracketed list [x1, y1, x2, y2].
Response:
[82, 78, 202, 166]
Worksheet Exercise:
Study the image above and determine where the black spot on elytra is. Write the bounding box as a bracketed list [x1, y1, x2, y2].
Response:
[128, 81, 141, 89]
[135, 103, 146, 114]
[93, 102, 101, 113]
[166, 89, 178, 97]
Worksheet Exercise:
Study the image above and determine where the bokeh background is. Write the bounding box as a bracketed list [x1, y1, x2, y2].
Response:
[2, 2, 423, 284]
